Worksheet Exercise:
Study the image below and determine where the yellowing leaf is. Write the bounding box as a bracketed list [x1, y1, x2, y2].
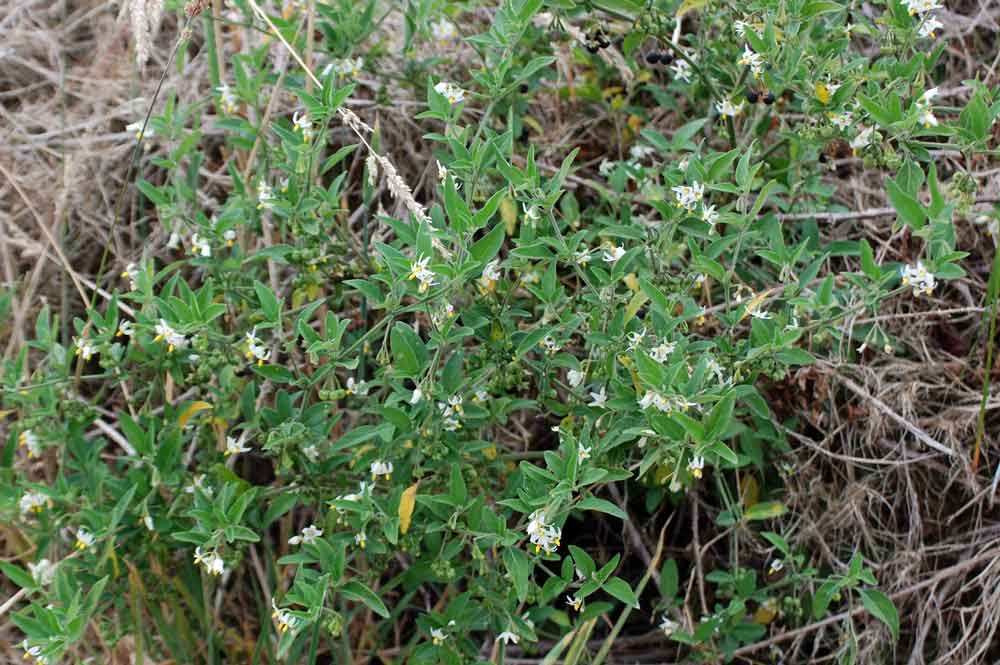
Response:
[623, 273, 640, 292]
[815, 82, 831, 105]
[744, 501, 787, 521]
[753, 599, 779, 624]
[398, 483, 419, 534]
[741, 475, 760, 509]
[624, 291, 648, 323]
[740, 291, 770, 322]
[178, 401, 212, 429]
[676, 0, 708, 17]
[500, 197, 518, 235]
[523, 115, 544, 135]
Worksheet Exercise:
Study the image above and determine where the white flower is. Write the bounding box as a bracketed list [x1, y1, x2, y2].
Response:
[738, 44, 764, 77]
[20, 641, 46, 665]
[293, 111, 315, 142]
[289, 524, 323, 546]
[849, 126, 877, 152]
[354, 531, 367, 548]
[346, 377, 368, 396]
[121, 262, 140, 290]
[194, 546, 225, 575]
[716, 99, 744, 117]
[567, 369, 585, 388]
[74, 336, 97, 360]
[651, 341, 676, 363]
[19, 491, 49, 515]
[918, 108, 938, 128]
[701, 204, 719, 227]
[410, 387, 424, 404]
[443, 416, 462, 431]
[189, 233, 211, 257]
[28, 559, 56, 586]
[578, 445, 592, 464]
[918, 15, 943, 37]
[371, 460, 393, 480]
[116, 320, 134, 338]
[333, 57, 363, 77]
[574, 248, 592, 266]
[302, 444, 320, 462]
[257, 181, 275, 210]
[827, 111, 853, 130]
[436, 159, 449, 182]
[901, 261, 936, 296]
[434, 81, 465, 105]
[496, 630, 520, 645]
[143, 515, 154, 531]
[244, 327, 271, 365]
[603, 245, 626, 264]
[408, 255, 437, 294]
[522, 202, 541, 226]
[688, 455, 705, 479]
[566, 595, 584, 611]
[217, 84, 239, 114]
[630, 144, 656, 161]
[75, 528, 96, 550]
[750, 309, 773, 320]
[734, 20, 748, 37]
[126, 120, 152, 141]
[480, 259, 502, 291]
[916, 88, 939, 127]
[671, 58, 693, 83]
[19, 430, 42, 458]
[224, 433, 251, 457]
[627, 329, 646, 351]
[588, 386, 608, 408]
[768, 558, 784, 575]
[272, 598, 298, 633]
[526, 510, 561, 554]
[672, 181, 704, 211]
[598, 159, 615, 176]
[430, 627, 448, 645]
[431, 19, 457, 43]
[659, 614, 680, 636]
[904, 0, 942, 14]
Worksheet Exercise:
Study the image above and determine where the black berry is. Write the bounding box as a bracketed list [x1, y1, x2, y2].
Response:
[661, 51, 674, 64]
[763, 92, 776, 105]
[645, 52, 660, 64]
[519, 83, 529, 93]
[746, 89, 759, 104]
[586, 44, 599, 54]
[819, 153, 828, 163]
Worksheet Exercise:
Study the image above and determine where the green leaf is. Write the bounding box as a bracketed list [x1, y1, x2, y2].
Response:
[390, 322, 427, 378]
[860, 589, 899, 641]
[340, 580, 391, 618]
[503, 547, 533, 603]
[775, 348, 816, 365]
[603, 576, 640, 609]
[859, 239, 879, 279]
[0, 561, 37, 590]
[576, 496, 627, 520]
[253, 281, 280, 323]
[801, 0, 844, 19]
[659, 558, 679, 599]
[886, 178, 926, 230]
[470, 223, 506, 264]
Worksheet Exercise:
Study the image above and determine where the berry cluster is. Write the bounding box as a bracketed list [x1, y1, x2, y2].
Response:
[584, 28, 611, 53]
[644, 50, 675, 65]
[747, 89, 777, 105]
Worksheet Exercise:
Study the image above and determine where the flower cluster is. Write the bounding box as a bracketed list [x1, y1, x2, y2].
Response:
[193, 547, 225, 575]
[323, 57, 363, 79]
[738, 44, 765, 77]
[526, 510, 561, 554]
[905, 0, 944, 37]
[638, 390, 697, 414]
[915, 88, 938, 128]
[154, 320, 188, 352]
[408, 256, 437, 293]
[901, 261, 937, 296]
[244, 327, 271, 365]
